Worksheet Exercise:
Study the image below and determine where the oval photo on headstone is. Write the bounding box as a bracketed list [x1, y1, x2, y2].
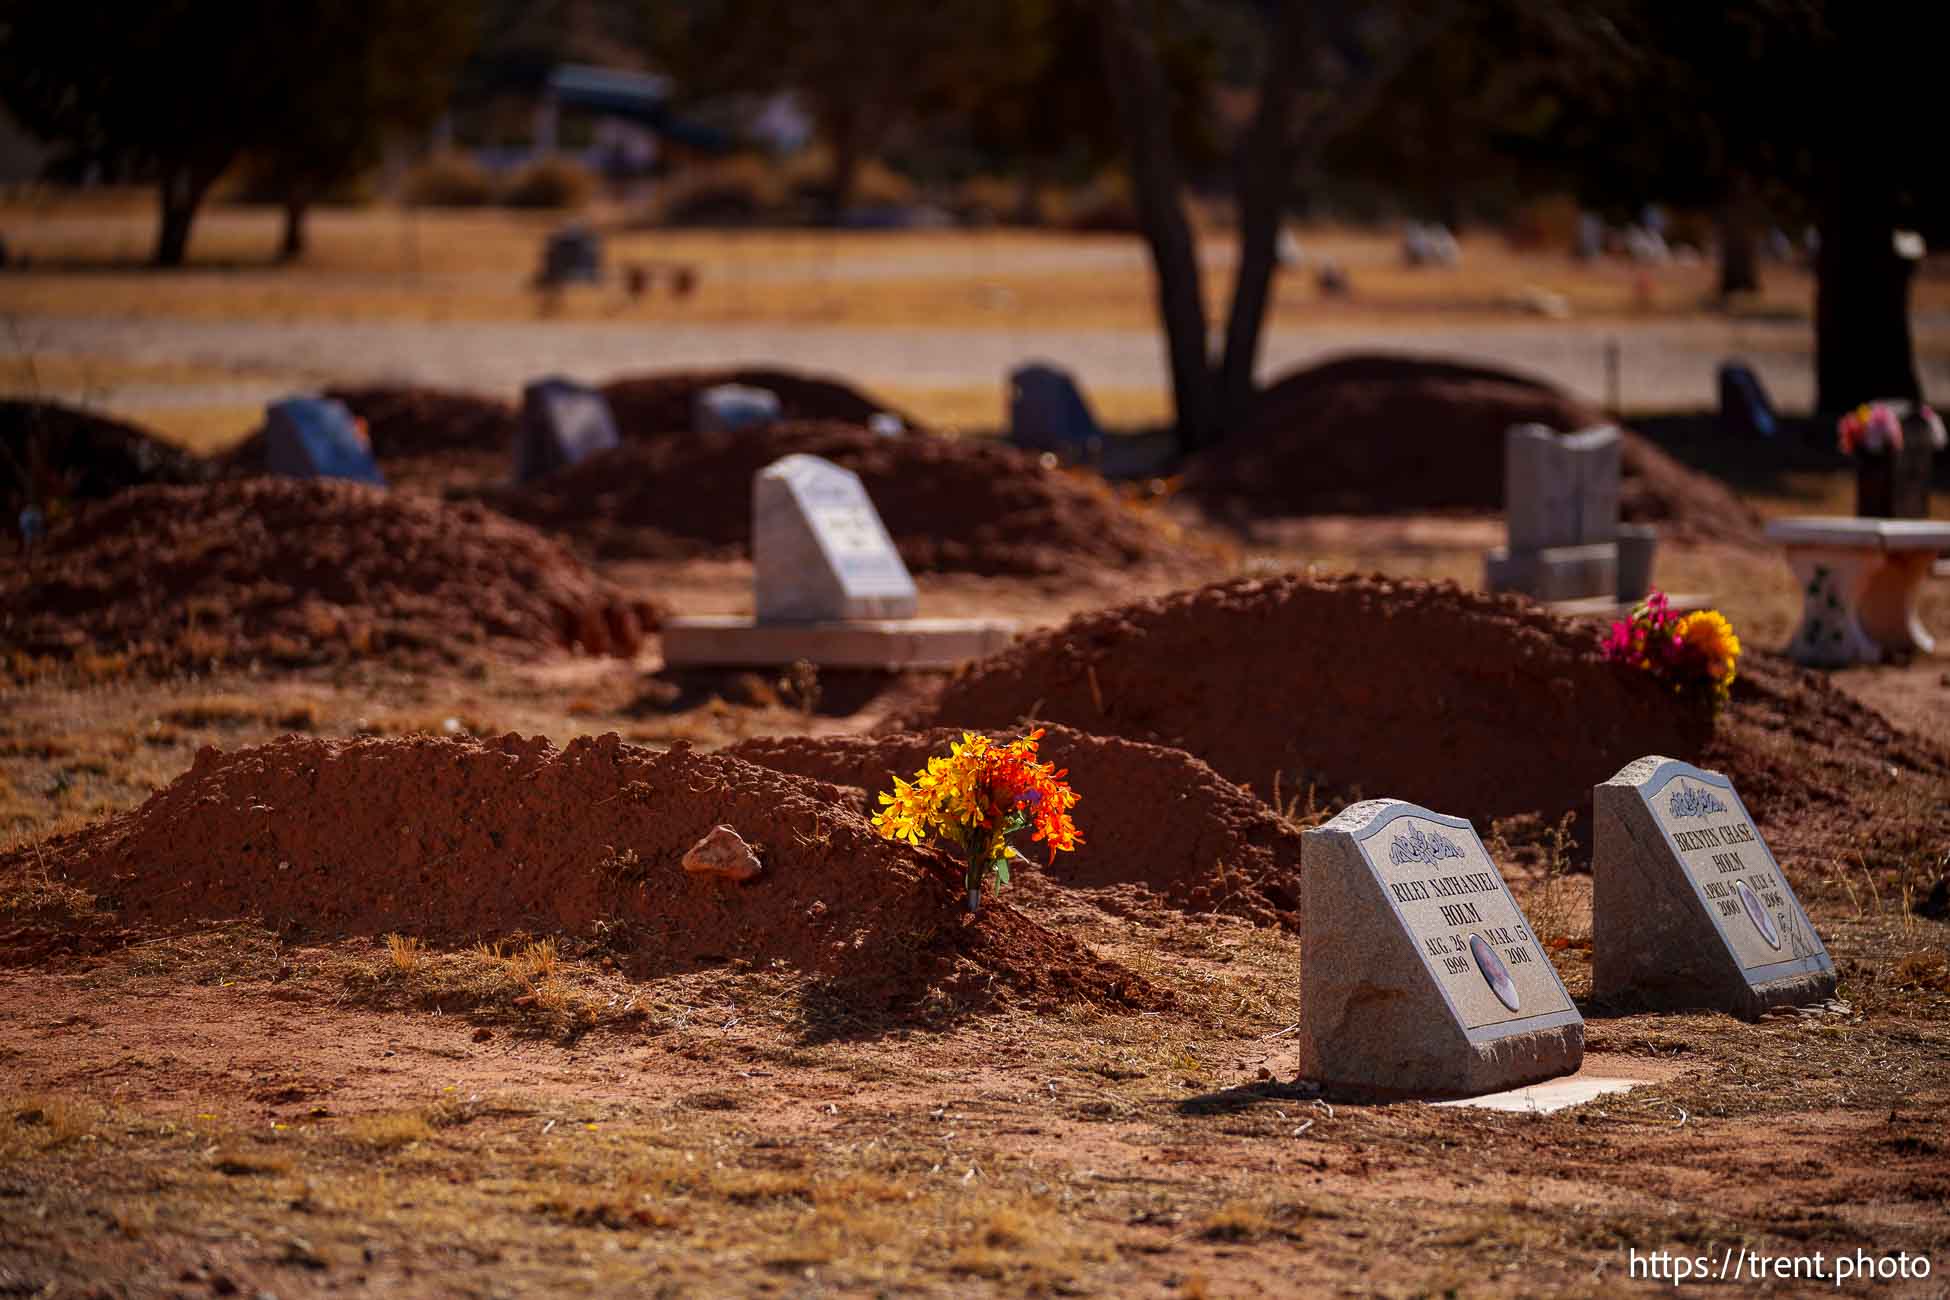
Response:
[1735, 878, 1782, 950]
[1470, 933, 1522, 1013]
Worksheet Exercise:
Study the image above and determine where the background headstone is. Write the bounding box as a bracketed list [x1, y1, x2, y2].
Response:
[1504, 424, 1621, 551]
[1594, 756, 1835, 1018]
[1717, 362, 1777, 438]
[539, 224, 602, 286]
[1486, 424, 1622, 601]
[263, 396, 384, 486]
[1298, 799, 1583, 1098]
[1007, 363, 1103, 464]
[695, 383, 782, 434]
[516, 378, 620, 483]
[753, 453, 918, 622]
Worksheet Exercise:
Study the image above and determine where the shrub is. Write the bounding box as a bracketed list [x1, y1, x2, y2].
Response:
[500, 156, 597, 210]
[404, 152, 495, 208]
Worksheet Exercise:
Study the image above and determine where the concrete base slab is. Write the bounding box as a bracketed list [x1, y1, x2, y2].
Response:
[661, 615, 1015, 669]
[1485, 542, 1617, 602]
[1431, 1073, 1648, 1114]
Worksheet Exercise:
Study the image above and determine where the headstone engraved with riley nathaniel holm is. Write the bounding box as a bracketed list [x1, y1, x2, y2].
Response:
[1299, 800, 1583, 1099]
[1594, 756, 1835, 1018]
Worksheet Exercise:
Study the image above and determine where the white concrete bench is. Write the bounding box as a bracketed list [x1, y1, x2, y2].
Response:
[1765, 517, 1950, 665]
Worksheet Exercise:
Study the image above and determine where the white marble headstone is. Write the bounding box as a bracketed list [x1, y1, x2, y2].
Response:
[1594, 756, 1835, 1017]
[1299, 799, 1583, 1098]
[753, 454, 917, 623]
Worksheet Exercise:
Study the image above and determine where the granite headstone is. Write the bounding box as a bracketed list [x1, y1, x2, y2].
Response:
[1299, 799, 1583, 1098]
[263, 397, 385, 486]
[695, 384, 781, 434]
[1008, 363, 1103, 463]
[1594, 756, 1835, 1018]
[515, 378, 620, 483]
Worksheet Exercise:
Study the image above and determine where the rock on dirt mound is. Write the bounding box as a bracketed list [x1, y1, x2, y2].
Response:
[27, 733, 1160, 1011]
[600, 367, 917, 438]
[1, 479, 657, 671]
[727, 723, 1307, 929]
[1185, 353, 1763, 545]
[481, 421, 1203, 576]
[911, 573, 1707, 837]
[2, 399, 211, 516]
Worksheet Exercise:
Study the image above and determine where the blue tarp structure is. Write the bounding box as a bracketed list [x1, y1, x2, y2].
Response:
[547, 64, 729, 152]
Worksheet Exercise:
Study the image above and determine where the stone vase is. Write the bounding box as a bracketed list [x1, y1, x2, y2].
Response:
[1854, 418, 1935, 519]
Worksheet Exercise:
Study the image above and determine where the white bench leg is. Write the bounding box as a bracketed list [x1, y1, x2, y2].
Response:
[1858, 551, 1937, 656]
[1783, 547, 1883, 666]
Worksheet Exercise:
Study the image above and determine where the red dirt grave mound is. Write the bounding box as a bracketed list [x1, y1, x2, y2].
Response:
[1186, 353, 1764, 544]
[1, 479, 658, 672]
[2, 398, 211, 516]
[26, 733, 1160, 1011]
[910, 573, 1708, 839]
[726, 723, 1307, 928]
[600, 367, 918, 438]
[481, 421, 1204, 576]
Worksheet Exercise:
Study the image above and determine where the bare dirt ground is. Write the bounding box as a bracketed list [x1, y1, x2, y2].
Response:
[3, 528, 1948, 1298]
[3, 208, 1948, 1297]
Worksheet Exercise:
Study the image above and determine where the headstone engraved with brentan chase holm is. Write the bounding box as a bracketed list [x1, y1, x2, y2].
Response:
[1593, 756, 1835, 1018]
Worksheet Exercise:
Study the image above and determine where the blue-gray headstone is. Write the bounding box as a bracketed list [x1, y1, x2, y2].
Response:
[1008, 363, 1102, 461]
[1716, 362, 1776, 438]
[516, 377, 621, 483]
[695, 384, 781, 434]
[264, 397, 385, 486]
[540, 225, 602, 285]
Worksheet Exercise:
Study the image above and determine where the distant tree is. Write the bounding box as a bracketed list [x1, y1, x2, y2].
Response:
[0, 1, 290, 265]
[252, 0, 478, 261]
[0, 1, 477, 266]
[1100, 0, 1457, 451]
[644, 0, 990, 220]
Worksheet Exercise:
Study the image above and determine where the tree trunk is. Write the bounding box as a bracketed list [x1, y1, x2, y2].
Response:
[1216, 7, 1309, 438]
[825, 107, 863, 226]
[1099, 0, 1213, 452]
[279, 195, 310, 262]
[1717, 185, 1760, 299]
[1815, 174, 1919, 413]
[153, 161, 223, 268]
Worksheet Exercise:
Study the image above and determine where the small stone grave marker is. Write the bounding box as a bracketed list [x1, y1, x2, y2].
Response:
[515, 378, 620, 483]
[539, 224, 602, 285]
[264, 396, 384, 486]
[1299, 799, 1583, 1098]
[1717, 362, 1777, 438]
[753, 453, 917, 622]
[1594, 756, 1835, 1017]
[695, 384, 781, 434]
[1008, 363, 1103, 463]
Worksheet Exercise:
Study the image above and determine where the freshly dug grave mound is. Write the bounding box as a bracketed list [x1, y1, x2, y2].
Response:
[2, 399, 211, 516]
[25, 733, 1160, 1010]
[1, 479, 657, 671]
[1186, 353, 1763, 544]
[727, 723, 1307, 928]
[481, 421, 1202, 576]
[911, 573, 1707, 837]
[1701, 652, 1950, 869]
[600, 367, 918, 438]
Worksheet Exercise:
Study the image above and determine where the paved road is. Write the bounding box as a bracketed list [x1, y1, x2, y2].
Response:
[14, 311, 1945, 416]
